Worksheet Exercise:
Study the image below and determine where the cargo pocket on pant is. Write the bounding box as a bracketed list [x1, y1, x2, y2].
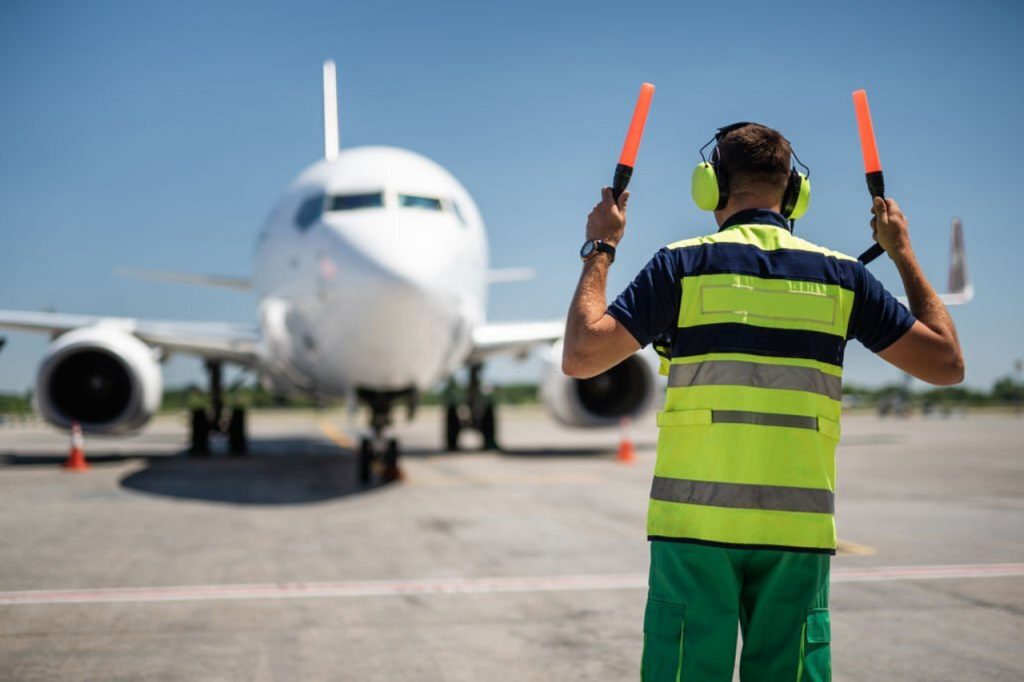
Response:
[800, 608, 831, 682]
[641, 599, 685, 682]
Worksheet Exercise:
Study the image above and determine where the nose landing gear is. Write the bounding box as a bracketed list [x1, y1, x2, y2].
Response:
[355, 388, 414, 485]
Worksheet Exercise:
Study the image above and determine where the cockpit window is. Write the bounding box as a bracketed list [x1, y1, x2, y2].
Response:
[295, 193, 324, 230]
[328, 193, 384, 211]
[398, 194, 443, 211]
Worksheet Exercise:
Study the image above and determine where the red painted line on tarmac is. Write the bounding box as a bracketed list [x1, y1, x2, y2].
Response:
[1, 563, 1022, 606]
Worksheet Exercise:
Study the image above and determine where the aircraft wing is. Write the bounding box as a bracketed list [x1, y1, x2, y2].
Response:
[469, 320, 564, 362]
[116, 268, 251, 291]
[0, 309, 262, 365]
[486, 267, 536, 284]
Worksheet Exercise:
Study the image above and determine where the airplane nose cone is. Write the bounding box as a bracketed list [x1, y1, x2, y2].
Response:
[301, 222, 473, 390]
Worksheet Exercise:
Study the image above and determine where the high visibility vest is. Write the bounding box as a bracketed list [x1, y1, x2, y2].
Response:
[648, 223, 858, 553]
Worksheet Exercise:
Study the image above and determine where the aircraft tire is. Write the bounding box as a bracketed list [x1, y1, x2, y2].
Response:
[445, 403, 460, 452]
[189, 408, 210, 456]
[480, 401, 498, 451]
[382, 438, 401, 483]
[358, 437, 373, 484]
[228, 408, 248, 455]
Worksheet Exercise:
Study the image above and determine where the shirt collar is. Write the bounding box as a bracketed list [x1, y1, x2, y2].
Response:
[718, 208, 792, 233]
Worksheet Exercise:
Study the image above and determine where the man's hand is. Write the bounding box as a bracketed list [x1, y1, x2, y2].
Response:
[870, 196, 911, 258]
[586, 187, 629, 246]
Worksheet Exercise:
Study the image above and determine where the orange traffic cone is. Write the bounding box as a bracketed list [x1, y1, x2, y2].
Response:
[63, 422, 89, 471]
[617, 417, 636, 464]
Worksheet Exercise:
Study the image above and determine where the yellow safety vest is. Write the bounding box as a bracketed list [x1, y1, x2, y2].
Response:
[648, 223, 858, 553]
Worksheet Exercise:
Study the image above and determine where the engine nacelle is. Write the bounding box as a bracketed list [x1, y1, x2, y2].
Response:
[35, 326, 162, 434]
[540, 341, 661, 427]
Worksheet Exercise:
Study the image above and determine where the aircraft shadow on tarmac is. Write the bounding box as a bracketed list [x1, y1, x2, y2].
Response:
[114, 437, 390, 505]
[116, 439, 632, 504]
[3, 435, 647, 505]
[116, 440, 629, 504]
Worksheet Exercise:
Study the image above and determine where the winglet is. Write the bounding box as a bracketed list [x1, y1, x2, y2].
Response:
[945, 217, 973, 303]
[896, 218, 973, 306]
[323, 60, 339, 161]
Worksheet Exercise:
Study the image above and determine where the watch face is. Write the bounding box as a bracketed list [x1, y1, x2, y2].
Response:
[580, 241, 595, 259]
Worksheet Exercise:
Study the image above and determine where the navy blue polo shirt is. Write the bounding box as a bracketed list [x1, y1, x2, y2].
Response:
[607, 209, 916, 362]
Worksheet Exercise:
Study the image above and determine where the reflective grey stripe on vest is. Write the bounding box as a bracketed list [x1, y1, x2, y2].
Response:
[650, 476, 835, 514]
[668, 360, 842, 401]
[711, 409, 819, 431]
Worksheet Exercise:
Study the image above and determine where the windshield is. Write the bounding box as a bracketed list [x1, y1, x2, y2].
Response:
[294, 193, 324, 230]
[398, 194, 443, 211]
[328, 193, 384, 211]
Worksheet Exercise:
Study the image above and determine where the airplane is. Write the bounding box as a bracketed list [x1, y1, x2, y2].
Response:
[0, 62, 972, 481]
[0, 61, 659, 482]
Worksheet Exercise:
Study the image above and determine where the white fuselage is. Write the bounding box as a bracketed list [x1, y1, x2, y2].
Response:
[252, 146, 487, 396]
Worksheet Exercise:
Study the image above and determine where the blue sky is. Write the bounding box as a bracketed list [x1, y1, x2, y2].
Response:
[1, 0, 1021, 393]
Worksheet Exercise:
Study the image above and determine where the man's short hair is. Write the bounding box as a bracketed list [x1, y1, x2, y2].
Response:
[717, 124, 792, 195]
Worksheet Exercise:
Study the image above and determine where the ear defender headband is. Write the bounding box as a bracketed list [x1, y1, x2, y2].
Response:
[691, 122, 811, 222]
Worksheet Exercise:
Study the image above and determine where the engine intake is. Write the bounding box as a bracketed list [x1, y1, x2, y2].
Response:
[35, 326, 162, 433]
[541, 342, 659, 427]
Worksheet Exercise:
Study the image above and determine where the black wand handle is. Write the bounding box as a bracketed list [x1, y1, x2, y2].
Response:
[858, 171, 886, 264]
[611, 163, 633, 201]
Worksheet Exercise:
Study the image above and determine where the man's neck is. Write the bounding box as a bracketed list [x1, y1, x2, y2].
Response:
[714, 197, 782, 227]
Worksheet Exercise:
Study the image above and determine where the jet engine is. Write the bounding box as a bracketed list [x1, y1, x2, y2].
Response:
[540, 341, 661, 427]
[34, 326, 162, 433]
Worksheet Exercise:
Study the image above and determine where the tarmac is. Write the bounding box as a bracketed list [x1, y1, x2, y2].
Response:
[0, 407, 1021, 681]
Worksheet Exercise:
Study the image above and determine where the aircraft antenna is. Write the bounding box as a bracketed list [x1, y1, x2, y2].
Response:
[322, 60, 339, 161]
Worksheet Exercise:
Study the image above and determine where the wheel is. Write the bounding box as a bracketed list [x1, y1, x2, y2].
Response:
[189, 408, 210, 455]
[445, 403, 461, 451]
[479, 401, 498, 451]
[358, 437, 373, 484]
[228, 408, 248, 455]
[382, 438, 401, 483]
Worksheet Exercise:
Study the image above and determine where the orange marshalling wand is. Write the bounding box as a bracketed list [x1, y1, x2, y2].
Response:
[612, 82, 655, 200]
[852, 89, 886, 264]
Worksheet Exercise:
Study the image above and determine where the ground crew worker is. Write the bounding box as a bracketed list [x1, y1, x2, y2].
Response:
[562, 123, 964, 681]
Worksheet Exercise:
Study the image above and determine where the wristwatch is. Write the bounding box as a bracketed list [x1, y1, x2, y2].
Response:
[580, 239, 616, 263]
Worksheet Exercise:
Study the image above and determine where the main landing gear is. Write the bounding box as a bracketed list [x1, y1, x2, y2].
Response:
[188, 360, 248, 456]
[355, 388, 416, 485]
[445, 363, 498, 452]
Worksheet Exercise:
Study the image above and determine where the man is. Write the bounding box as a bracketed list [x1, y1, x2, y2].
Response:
[562, 123, 963, 681]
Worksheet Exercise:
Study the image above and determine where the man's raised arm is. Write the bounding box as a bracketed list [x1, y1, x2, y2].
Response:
[873, 197, 965, 385]
[562, 188, 640, 379]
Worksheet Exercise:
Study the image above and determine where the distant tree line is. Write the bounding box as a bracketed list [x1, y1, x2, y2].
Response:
[844, 375, 1024, 407]
[0, 377, 1021, 414]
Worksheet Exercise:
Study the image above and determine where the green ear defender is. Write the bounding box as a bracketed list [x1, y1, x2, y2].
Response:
[691, 122, 812, 222]
[781, 169, 811, 220]
[691, 161, 721, 211]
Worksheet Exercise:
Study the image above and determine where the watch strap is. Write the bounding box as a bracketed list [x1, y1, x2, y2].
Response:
[581, 239, 616, 263]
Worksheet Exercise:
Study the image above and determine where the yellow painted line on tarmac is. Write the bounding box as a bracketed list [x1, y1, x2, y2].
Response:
[836, 539, 877, 556]
[318, 421, 354, 449]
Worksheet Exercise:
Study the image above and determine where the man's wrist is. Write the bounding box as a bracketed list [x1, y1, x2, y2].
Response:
[582, 251, 614, 269]
[888, 244, 916, 268]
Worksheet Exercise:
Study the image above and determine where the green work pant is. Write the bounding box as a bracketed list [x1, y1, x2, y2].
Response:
[641, 540, 831, 681]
